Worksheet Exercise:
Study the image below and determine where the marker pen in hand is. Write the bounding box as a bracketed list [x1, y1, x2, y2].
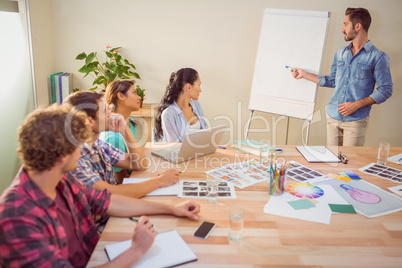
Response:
[285, 65, 297, 72]
[129, 216, 155, 228]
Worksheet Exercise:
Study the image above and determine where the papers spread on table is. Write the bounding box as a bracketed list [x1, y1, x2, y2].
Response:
[286, 161, 327, 183]
[388, 153, 402, 165]
[264, 184, 348, 224]
[359, 163, 402, 183]
[123, 178, 179, 196]
[205, 159, 269, 189]
[296, 146, 340, 163]
[177, 180, 236, 199]
[205, 160, 328, 189]
[104, 230, 197, 267]
[233, 139, 282, 156]
[388, 185, 402, 196]
[315, 178, 402, 218]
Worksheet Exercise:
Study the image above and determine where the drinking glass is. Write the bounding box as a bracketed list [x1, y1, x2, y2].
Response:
[229, 206, 244, 241]
[377, 142, 390, 165]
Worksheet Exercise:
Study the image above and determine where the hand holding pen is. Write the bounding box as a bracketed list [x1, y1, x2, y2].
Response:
[130, 216, 157, 257]
[286, 65, 305, 79]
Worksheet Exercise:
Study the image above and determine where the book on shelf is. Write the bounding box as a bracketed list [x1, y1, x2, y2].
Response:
[57, 73, 68, 103]
[49, 72, 63, 104]
[61, 73, 73, 101]
[49, 72, 73, 104]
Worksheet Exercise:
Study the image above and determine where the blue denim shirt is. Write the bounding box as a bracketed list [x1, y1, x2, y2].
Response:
[318, 41, 393, 122]
[161, 99, 207, 142]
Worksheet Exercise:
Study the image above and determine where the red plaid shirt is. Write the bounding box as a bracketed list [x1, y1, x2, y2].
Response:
[0, 167, 111, 267]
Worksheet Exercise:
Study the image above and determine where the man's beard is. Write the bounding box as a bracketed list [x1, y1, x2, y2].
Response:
[344, 29, 357, 41]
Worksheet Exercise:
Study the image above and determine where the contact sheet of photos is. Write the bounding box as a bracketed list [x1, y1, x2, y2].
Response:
[205, 159, 270, 189]
[177, 180, 236, 199]
[285, 161, 326, 183]
[360, 163, 402, 183]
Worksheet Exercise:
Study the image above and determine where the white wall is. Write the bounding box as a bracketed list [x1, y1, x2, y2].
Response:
[29, 0, 55, 107]
[32, 0, 402, 146]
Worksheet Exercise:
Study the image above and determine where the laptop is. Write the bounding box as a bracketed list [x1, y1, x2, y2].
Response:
[151, 125, 227, 163]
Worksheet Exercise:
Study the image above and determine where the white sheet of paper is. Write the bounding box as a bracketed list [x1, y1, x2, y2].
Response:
[388, 185, 402, 196]
[123, 178, 179, 196]
[105, 230, 197, 267]
[263, 185, 348, 224]
[388, 153, 402, 165]
[296, 146, 340, 163]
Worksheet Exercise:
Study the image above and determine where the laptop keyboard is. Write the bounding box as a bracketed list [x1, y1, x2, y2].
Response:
[156, 149, 179, 161]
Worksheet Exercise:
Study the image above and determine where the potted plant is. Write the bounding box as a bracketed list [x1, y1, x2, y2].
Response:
[75, 45, 146, 104]
[136, 85, 146, 108]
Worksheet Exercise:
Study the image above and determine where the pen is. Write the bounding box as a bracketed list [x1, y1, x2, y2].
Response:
[218, 146, 226, 149]
[129, 216, 154, 227]
[129, 216, 140, 222]
[285, 65, 297, 72]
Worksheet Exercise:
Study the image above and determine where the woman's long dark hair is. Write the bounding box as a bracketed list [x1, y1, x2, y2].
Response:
[154, 68, 198, 141]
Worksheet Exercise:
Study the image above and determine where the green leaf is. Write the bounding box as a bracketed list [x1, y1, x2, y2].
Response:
[106, 51, 113, 58]
[116, 66, 130, 77]
[76, 52, 87, 60]
[136, 85, 146, 99]
[93, 76, 105, 85]
[89, 86, 98, 91]
[124, 59, 136, 70]
[105, 70, 117, 82]
[85, 52, 97, 65]
[128, 71, 141, 79]
[108, 62, 117, 72]
[109, 47, 121, 53]
[115, 54, 123, 65]
[78, 65, 94, 74]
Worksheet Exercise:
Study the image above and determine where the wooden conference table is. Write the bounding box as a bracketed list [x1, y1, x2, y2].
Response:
[87, 145, 402, 267]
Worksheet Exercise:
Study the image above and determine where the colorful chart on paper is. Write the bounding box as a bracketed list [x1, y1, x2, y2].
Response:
[287, 183, 324, 199]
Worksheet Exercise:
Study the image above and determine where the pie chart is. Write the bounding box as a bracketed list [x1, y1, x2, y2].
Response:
[287, 183, 324, 199]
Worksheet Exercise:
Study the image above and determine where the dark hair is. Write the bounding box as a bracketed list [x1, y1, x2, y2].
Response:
[345, 7, 371, 32]
[64, 91, 104, 119]
[154, 68, 199, 141]
[17, 104, 90, 171]
[105, 79, 136, 112]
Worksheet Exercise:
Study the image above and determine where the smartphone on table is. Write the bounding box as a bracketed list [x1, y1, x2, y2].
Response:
[194, 221, 216, 239]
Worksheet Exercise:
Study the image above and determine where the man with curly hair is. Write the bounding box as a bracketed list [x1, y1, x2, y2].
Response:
[0, 104, 200, 267]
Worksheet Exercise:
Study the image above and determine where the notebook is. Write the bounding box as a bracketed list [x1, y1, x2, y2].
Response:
[296, 146, 340, 163]
[104, 230, 197, 267]
[151, 125, 227, 163]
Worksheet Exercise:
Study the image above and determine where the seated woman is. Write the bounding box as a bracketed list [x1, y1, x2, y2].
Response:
[100, 79, 145, 183]
[155, 68, 207, 142]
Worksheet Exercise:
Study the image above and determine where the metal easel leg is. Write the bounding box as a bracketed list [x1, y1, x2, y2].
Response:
[285, 116, 289, 145]
[305, 120, 311, 145]
[245, 110, 254, 140]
